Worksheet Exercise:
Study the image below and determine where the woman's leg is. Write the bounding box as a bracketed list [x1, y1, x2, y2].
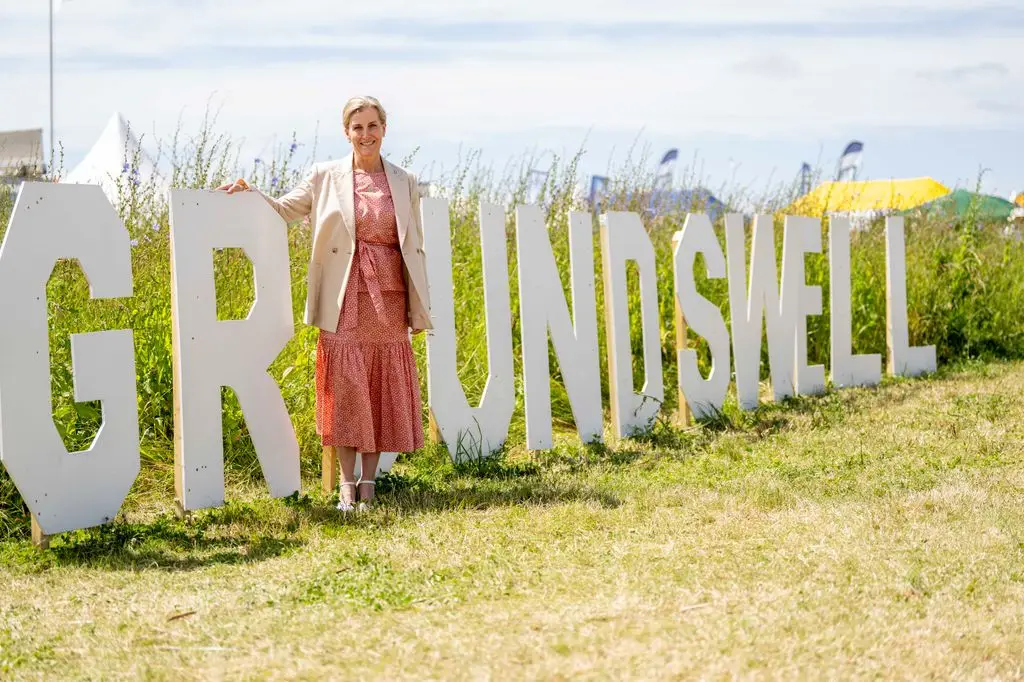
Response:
[338, 446, 358, 506]
[359, 452, 380, 503]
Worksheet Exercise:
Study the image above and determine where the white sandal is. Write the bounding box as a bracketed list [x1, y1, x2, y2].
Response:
[337, 481, 357, 512]
[357, 479, 375, 511]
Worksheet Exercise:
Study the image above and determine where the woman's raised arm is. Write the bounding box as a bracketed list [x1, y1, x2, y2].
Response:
[217, 166, 318, 224]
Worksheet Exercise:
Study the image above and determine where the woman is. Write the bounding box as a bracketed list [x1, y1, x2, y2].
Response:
[219, 96, 431, 511]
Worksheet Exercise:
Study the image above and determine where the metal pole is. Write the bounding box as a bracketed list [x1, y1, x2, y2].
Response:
[49, 0, 55, 172]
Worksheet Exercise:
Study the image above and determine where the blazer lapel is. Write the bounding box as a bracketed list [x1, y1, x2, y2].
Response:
[335, 153, 355, 242]
[384, 160, 410, 246]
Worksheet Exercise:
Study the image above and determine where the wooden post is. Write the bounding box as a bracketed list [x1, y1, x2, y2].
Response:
[672, 233, 691, 428]
[599, 221, 621, 437]
[31, 515, 50, 550]
[173, 500, 191, 522]
[428, 409, 441, 444]
[170, 234, 187, 515]
[885, 252, 895, 377]
[321, 446, 338, 495]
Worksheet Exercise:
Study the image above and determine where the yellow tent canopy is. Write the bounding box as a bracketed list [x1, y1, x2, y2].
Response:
[786, 177, 950, 216]
[1015, 193, 1024, 208]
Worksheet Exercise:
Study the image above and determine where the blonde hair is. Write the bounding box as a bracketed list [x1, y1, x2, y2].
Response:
[342, 96, 387, 130]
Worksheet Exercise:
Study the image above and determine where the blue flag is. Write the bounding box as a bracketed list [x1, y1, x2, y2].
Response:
[655, 148, 679, 191]
[836, 141, 864, 181]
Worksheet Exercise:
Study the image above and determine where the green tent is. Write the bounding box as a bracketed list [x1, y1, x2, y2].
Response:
[911, 189, 1016, 222]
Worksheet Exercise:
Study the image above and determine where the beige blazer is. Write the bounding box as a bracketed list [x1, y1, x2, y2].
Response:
[256, 154, 432, 333]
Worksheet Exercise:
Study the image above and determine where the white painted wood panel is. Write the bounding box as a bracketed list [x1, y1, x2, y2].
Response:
[169, 189, 300, 511]
[517, 206, 602, 449]
[673, 214, 731, 419]
[0, 183, 139, 535]
[829, 217, 882, 388]
[885, 217, 936, 377]
[600, 212, 663, 438]
[782, 216, 826, 396]
[423, 199, 515, 461]
[725, 214, 792, 409]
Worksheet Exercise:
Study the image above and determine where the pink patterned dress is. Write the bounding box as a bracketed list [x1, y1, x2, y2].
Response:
[314, 169, 424, 453]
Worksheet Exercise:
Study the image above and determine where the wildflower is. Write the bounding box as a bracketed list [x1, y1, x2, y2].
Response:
[254, 158, 262, 165]
[289, 142, 298, 153]
[130, 238, 139, 247]
[271, 176, 279, 187]
[152, 221, 160, 232]
[121, 162, 129, 174]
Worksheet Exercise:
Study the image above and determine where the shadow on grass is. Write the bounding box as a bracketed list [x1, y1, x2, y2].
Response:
[0, 368, 959, 571]
[303, 445, 625, 524]
[691, 370, 947, 438]
[0, 508, 305, 573]
[0, 452, 622, 572]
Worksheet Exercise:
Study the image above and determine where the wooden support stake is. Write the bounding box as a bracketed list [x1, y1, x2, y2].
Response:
[671, 233, 692, 428]
[173, 499, 192, 521]
[171, 237, 188, 514]
[599, 221, 622, 437]
[31, 515, 50, 550]
[885, 250, 895, 377]
[321, 445, 338, 495]
[428, 409, 441, 444]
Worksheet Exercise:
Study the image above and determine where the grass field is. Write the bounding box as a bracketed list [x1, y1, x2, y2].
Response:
[3, 123, 1024, 678]
[6, 124, 1024, 538]
[2, 358, 1023, 680]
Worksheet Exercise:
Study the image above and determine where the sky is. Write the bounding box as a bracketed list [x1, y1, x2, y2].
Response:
[1, 0, 1023, 202]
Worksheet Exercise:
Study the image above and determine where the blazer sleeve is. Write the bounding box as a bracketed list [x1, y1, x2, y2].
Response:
[407, 171, 428, 250]
[408, 172, 426, 247]
[254, 165, 317, 224]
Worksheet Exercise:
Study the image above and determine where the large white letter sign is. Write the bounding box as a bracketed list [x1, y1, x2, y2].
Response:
[673, 214, 730, 419]
[424, 199, 515, 460]
[725, 214, 792, 409]
[829, 217, 881, 388]
[885, 216, 936, 377]
[781, 216, 825, 396]
[600, 212, 664, 438]
[169, 190, 299, 511]
[0, 183, 139, 535]
[516, 206, 602, 449]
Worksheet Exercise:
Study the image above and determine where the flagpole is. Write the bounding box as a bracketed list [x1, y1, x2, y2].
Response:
[49, 0, 55, 171]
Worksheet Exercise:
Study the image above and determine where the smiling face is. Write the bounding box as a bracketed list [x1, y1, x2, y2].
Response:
[345, 107, 386, 164]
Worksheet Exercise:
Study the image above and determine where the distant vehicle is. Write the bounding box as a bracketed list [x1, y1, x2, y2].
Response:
[0, 128, 45, 186]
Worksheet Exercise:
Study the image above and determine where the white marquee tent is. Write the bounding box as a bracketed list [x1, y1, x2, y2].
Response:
[64, 112, 167, 202]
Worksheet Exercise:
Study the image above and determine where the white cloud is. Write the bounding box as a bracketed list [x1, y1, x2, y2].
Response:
[1, 0, 1022, 192]
[2, 0, 1018, 57]
[21, 0, 1010, 28]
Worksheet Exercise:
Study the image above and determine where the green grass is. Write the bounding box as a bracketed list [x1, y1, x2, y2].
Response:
[3, 120, 1024, 536]
[3, 120, 1024, 675]
[2, 359, 1024, 678]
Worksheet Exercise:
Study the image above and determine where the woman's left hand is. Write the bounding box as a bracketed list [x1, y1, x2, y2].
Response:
[216, 178, 251, 194]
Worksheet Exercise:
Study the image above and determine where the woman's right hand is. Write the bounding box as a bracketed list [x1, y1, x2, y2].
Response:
[216, 178, 251, 194]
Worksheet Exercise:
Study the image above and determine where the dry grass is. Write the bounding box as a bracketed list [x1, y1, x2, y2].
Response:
[2, 360, 1024, 680]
